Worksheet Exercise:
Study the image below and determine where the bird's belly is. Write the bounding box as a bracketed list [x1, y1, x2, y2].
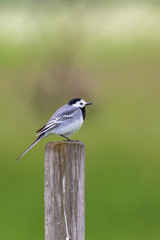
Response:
[52, 117, 83, 137]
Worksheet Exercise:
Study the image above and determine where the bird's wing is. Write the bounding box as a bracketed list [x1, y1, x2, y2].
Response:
[36, 106, 79, 136]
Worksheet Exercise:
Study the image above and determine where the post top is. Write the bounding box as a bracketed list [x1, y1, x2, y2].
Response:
[45, 140, 84, 149]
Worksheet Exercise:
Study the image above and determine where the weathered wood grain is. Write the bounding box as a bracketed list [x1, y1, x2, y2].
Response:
[45, 141, 85, 240]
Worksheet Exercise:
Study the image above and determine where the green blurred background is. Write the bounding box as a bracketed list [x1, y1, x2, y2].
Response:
[1, 1, 160, 239]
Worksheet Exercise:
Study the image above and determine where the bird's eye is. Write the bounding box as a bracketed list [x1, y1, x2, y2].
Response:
[80, 103, 83, 105]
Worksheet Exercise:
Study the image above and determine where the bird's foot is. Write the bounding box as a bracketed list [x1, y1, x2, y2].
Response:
[60, 135, 72, 141]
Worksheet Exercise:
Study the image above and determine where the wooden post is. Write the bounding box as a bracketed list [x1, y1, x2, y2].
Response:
[45, 141, 85, 240]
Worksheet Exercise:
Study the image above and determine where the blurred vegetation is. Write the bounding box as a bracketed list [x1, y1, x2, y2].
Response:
[0, 2, 160, 240]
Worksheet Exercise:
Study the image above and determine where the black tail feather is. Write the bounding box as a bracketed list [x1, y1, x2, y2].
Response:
[16, 134, 45, 162]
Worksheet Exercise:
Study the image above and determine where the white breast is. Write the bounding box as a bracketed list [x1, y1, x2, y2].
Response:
[50, 114, 84, 137]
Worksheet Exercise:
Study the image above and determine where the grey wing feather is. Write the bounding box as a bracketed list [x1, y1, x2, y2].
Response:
[36, 104, 79, 136]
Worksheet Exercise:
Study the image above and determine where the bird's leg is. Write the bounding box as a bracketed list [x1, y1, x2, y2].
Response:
[60, 135, 72, 141]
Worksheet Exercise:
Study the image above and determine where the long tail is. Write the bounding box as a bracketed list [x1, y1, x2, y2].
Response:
[16, 134, 45, 162]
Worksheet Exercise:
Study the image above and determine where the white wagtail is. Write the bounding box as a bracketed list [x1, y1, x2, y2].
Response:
[16, 98, 92, 161]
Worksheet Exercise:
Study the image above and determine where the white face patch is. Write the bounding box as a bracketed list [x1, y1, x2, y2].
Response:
[73, 99, 87, 108]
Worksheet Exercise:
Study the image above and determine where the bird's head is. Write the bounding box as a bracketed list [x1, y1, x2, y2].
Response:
[68, 98, 93, 108]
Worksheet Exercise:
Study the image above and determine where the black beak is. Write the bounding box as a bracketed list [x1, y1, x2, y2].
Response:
[86, 102, 93, 106]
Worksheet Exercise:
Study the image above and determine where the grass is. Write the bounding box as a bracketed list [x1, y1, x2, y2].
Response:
[0, 3, 160, 240]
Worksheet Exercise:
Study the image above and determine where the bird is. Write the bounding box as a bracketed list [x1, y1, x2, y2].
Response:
[16, 98, 93, 162]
